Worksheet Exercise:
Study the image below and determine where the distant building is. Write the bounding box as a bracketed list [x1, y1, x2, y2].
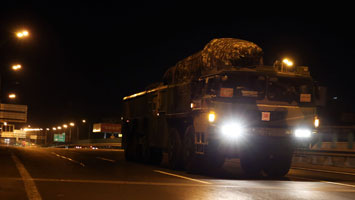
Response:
[92, 123, 122, 139]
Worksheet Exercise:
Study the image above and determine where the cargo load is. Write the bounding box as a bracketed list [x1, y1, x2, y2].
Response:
[163, 38, 263, 84]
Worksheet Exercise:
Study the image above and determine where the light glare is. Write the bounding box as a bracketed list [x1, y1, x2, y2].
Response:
[282, 58, 294, 67]
[208, 112, 216, 122]
[314, 118, 320, 128]
[8, 93, 16, 99]
[295, 129, 311, 138]
[221, 123, 244, 138]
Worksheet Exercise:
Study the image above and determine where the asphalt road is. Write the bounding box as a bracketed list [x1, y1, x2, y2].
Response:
[1, 145, 355, 200]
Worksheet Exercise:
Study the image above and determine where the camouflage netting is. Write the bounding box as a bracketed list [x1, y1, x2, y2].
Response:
[163, 38, 264, 84]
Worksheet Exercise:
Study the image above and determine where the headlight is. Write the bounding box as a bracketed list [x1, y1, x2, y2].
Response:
[314, 117, 320, 128]
[208, 111, 216, 123]
[221, 123, 244, 138]
[294, 129, 311, 138]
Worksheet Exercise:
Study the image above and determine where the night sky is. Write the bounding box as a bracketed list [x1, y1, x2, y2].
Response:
[1, 2, 354, 127]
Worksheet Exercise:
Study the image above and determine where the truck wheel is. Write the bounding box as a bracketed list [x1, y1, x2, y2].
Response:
[150, 148, 163, 165]
[168, 129, 183, 169]
[125, 133, 138, 161]
[183, 125, 201, 173]
[204, 153, 225, 172]
[141, 136, 151, 163]
[240, 150, 263, 177]
[202, 142, 225, 172]
[263, 153, 292, 178]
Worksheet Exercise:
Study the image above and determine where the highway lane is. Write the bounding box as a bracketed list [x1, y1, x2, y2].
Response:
[1, 145, 355, 200]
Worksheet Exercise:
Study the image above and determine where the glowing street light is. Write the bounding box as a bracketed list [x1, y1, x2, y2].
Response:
[69, 122, 75, 127]
[16, 30, 30, 39]
[82, 119, 86, 123]
[57, 126, 62, 130]
[282, 58, 294, 67]
[8, 93, 16, 99]
[12, 64, 22, 71]
[63, 124, 68, 128]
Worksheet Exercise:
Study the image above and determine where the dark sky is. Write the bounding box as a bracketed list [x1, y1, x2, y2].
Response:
[1, 1, 354, 127]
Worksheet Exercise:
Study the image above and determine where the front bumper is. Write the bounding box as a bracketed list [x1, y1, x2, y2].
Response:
[203, 125, 316, 157]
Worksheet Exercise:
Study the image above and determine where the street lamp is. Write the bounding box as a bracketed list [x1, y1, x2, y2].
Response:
[8, 93, 16, 99]
[16, 30, 30, 39]
[282, 58, 293, 67]
[280, 58, 294, 72]
[12, 64, 22, 71]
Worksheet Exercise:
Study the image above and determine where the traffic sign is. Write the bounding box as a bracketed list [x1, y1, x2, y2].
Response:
[54, 133, 65, 142]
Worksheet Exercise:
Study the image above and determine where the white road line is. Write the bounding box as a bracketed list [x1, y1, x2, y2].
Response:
[51, 152, 85, 167]
[289, 175, 355, 189]
[154, 170, 211, 184]
[11, 153, 42, 200]
[292, 167, 355, 176]
[1, 176, 355, 192]
[96, 157, 116, 163]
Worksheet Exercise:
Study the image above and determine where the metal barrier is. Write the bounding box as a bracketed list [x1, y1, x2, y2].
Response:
[293, 149, 355, 169]
[311, 126, 355, 152]
[49, 138, 122, 149]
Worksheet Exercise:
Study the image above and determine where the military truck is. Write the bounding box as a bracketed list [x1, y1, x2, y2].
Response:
[122, 38, 323, 177]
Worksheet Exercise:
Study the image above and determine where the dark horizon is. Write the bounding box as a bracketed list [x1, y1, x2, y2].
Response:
[1, 2, 355, 128]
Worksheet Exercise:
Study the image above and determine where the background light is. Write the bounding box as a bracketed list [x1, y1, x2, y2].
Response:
[282, 58, 294, 67]
[8, 93, 16, 99]
[208, 112, 216, 122]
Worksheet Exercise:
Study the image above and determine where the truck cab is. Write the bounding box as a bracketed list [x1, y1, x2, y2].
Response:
[188, 66, 320, 176]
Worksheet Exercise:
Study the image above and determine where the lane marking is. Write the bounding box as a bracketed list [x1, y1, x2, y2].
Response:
[1, 177, 355, 192]
[153, 170, 211, 185]
[96, 157, 116, 163]
[292, 167, 355, 176]
[289, 175, 355, 189]
[51, 152, 85, 167]
[11, 153, 42, 200]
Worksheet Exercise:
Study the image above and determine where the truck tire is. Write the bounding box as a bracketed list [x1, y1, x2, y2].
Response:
[141, 136, 163, 165]
[183, 125, 201, 173]
[150, 148, 163, 165]
[204, 146, 225, 172]
[240, 150, 263, 177]
[125, 133, 139, 161]
[168, 128, 183, 169]
[263, 152, 292, 178]
[141, 136, 151, 163]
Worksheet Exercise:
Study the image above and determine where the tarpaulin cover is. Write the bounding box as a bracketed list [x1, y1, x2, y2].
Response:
[163, 38, 263, 84]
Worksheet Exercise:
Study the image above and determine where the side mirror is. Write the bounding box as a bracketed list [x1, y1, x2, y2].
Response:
[315, 86, 327, 107]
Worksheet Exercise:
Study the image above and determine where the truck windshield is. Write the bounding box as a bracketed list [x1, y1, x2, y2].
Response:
[207, 72, 266, 100]
[267, 76, 314, 105]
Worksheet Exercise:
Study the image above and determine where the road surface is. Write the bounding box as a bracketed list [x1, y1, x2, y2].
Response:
[1, 145, 355, 200]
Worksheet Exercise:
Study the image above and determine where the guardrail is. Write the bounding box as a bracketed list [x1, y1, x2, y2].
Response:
[294, 149, 355, 169]
[49, 138, 122, 149]
[311, 125, 355, 152]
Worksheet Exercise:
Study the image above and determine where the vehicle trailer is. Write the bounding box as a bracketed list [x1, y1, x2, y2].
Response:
[122, 38, 323, 177]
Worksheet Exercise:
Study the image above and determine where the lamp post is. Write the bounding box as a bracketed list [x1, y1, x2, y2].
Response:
[281, 58, 294, 72]
[69, 122, 75, 142]
[0, 29, 29, 102]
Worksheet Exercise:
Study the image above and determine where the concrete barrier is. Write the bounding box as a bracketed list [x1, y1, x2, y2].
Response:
[293, 150, 355, 169]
